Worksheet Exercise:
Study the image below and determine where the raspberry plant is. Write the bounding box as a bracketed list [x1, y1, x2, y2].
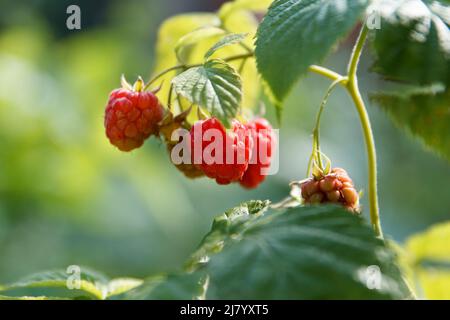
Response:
[1, 0, 449, 300]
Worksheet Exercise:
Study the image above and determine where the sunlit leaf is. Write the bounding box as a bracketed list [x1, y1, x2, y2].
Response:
[416, 268, 450, 299]
[0, 295, 69, 300]
[0, 268, 108, 300]
[219, 0, 274, 22]
[106, 278, 144, 298]
[406, 220, 450, 264]
[205, 33, 249, 60]
[152, 10, 260, 112]
[175, 27, 226, 64]
[403, 220, 450, 299]
[0, 268, 143, 300]
[151, 13, 221, 101]
[172, 59, 242, 126]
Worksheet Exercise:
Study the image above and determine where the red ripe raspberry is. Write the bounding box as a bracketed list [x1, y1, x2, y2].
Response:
[190, 118, 253, 185]
[240, 118, 274, 189]
[104, 81, 164, 152]
[300, 168, 360, 212]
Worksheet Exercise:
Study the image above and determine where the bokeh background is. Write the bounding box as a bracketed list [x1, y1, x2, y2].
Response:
[0, 0, 449, 283]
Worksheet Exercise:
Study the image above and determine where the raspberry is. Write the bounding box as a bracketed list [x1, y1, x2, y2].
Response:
[104, 78, 164, 152]
[240, 118, 274, 189]
[159, 112, 204, 179]
[190, 118, 253, 185]
[300, 168, 360, 212]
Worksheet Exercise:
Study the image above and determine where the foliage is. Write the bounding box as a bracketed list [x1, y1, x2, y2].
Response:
[172, 59, 242, 126]
[401, 221, 450, 299]
[0, 203, 416, 300]
[255, 0, 369, 102]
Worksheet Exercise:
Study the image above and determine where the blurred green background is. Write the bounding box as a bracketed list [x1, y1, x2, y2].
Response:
[0, 0, 449, 283]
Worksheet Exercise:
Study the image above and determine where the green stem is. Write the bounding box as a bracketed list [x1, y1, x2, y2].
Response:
[311, 77, 347, 172]
[308, 65, 346, 83]
[145, 53, 254, 90]
[347, 25, 369, 77]
[346, 25, 383, 238]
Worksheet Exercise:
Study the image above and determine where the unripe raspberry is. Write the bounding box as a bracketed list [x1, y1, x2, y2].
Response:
[240, 118, 275, 189]
[104, 78, 164, 152]
[190, 118, 253, 185]
[159, 112, 204, 179]
[300, 167, 360, 212]
[301, 180, 319, 198]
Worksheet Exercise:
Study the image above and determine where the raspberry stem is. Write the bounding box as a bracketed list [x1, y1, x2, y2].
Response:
[306, 25, 383, 238]
[144, 52, 254, 90]
[308, 65, 345, 83]
[346, 25, 383, 238]
[310, 77, 347, 174]
[145, 53, 344, 91]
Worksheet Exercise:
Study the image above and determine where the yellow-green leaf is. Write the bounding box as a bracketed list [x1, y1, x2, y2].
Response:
[106, 278, 144, 298]
[151, 13, 221, 101]
[403, 221, 450, 299]
[175, 27, 226, 64]
[152, 9, 260, 112]
[416, 269, 450, 300]
[219, 0, 274, 22]
[406, 221, 450, 264]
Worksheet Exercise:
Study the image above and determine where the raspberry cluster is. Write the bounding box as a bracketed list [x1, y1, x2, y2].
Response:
[187, 117, 274, 188]
[104, 84, 164, 152]
[300, 168, 360, 212]
[104, 78, 275, 189]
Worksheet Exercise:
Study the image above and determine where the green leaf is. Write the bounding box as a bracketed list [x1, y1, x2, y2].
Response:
[370, 0, 450, 86]
[105, 278, 144, 298]
[0, 295, 69, 300]
[175, 27, 226, 64]
[370, 84, 450, 161]
[186, 200, 271, 271]
[0, 268, 109, 300]
[0, 268, 143, 300]
[116, 272, 207, 300]
[204, 33, 249, 60]
[204, 205, 412, 299]
[255, 0, 369, 103]
[172, 59, 242, 126]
